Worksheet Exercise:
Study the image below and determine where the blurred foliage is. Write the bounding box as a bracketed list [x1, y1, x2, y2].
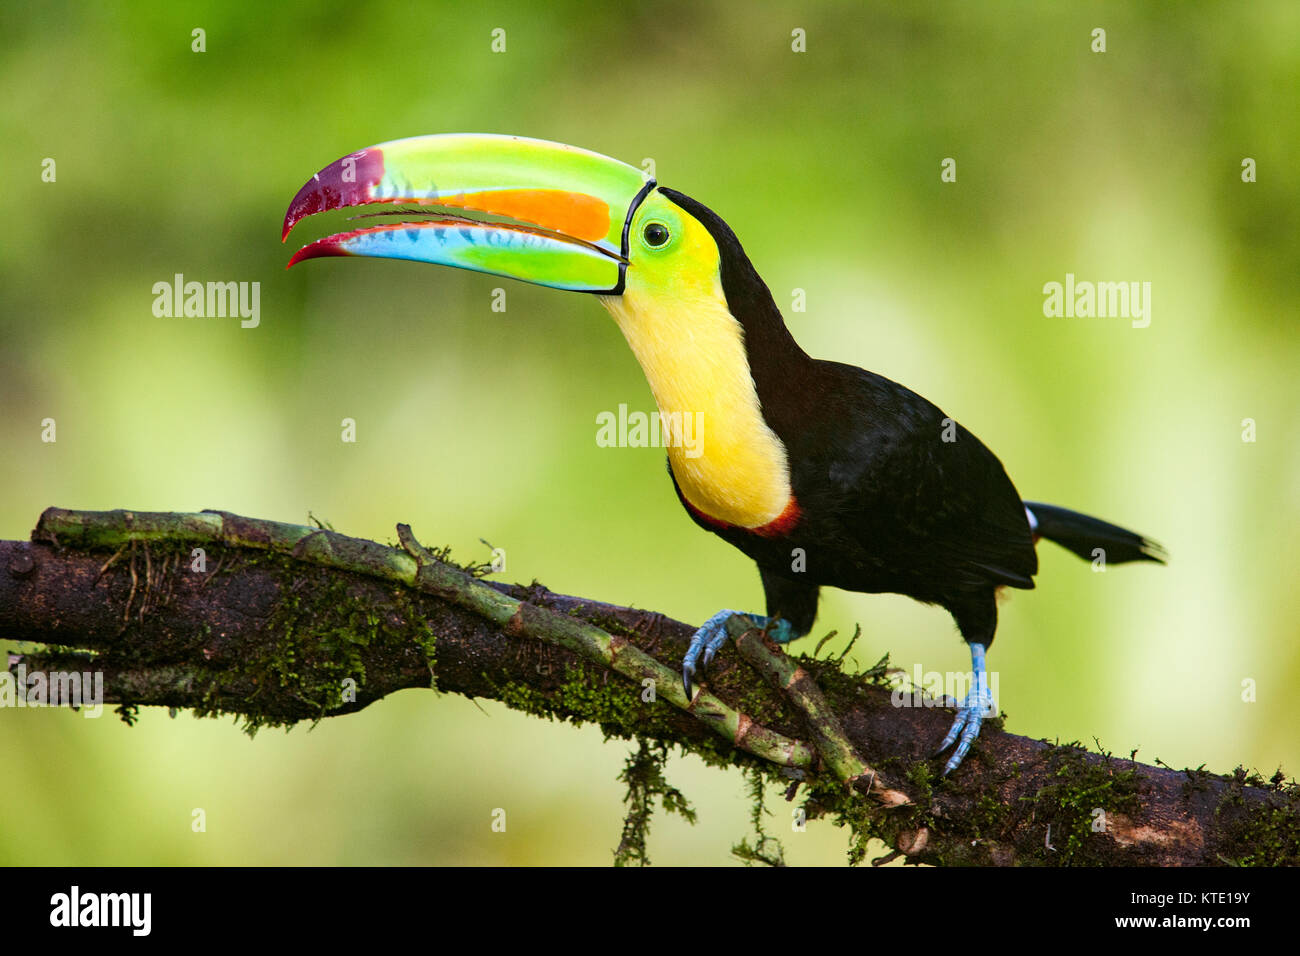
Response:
[1, 0, 1297, 865]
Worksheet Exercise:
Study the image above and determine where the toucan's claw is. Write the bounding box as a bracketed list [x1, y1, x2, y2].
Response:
[936, 701, 986, 775]
[681, 609, 742, 699]
[935, 642, 994, 776]
[681, 610, 802, 700]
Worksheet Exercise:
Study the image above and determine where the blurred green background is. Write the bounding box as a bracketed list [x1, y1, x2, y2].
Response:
[2, 0, 1297, 865]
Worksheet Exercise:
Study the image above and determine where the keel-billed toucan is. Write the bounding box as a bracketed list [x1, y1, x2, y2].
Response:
[282, 134, 1165, 774]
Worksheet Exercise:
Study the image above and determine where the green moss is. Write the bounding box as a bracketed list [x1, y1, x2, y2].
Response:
[1212, 767, 1300, 866]
[798, 742, 1158, 868]
[904, 759, 937, 804]
[731, 763, 786, 867]
[968, 794, 1010, 841]
[412, 627, 439, 693]
[807, 777, 913, 866]
[735, 682, 783, 726]
[189, 552, 438, 734]
[797, 762, 935, 867]
[800, 651, 895, 696]
[1179, 764, 1218, 798]
[493, 665, 646, 731]
[614, 738, 697, 867]
[494, 663, 798, 862]
[566, 605, 638, 639]
[1019, 742, 1141, 865]
[491, 663, 731, 755]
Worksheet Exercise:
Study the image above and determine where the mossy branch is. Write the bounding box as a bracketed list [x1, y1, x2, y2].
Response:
[2, 507, 1297, 866]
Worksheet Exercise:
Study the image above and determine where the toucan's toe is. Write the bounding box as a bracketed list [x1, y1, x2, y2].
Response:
[935, 642, 995, 775]
[681, 609, 753, 697]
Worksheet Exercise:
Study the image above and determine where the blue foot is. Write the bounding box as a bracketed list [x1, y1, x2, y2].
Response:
[682, 610, 797, 699]
[935, 642, 995, 776]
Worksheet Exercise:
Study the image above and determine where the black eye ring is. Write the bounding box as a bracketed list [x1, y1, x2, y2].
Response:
[642, 222, 670, 247]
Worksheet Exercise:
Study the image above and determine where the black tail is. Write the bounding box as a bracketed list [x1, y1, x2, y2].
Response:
[1024, 501, 1166, 565]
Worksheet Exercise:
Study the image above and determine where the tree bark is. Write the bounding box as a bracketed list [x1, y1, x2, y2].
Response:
[2, 507, 1296, 866]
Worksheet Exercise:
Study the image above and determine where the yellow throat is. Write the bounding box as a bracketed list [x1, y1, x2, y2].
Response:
[599, 219, 792, 529]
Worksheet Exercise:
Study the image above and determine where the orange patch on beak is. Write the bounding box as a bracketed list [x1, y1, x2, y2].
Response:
[437, 189, 611, 242]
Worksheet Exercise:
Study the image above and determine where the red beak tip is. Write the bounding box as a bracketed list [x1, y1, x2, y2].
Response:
[280, 148, 386, 247]
[287, 238, 353, 269]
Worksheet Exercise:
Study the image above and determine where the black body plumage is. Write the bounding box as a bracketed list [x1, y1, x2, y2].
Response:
[659, 188, 1163, 650]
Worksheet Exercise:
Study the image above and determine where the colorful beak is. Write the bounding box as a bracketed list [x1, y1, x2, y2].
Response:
[282, 133, 655, 294]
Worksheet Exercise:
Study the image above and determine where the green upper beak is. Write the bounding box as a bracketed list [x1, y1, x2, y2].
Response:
[282, 133, 655, 294]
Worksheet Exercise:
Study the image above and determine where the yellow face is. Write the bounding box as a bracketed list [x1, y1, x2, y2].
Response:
[599, 189, 793, 530]
[622, 190, 723, 301]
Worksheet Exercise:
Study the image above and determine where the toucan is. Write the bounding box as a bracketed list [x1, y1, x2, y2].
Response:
[282, 134, 1165, 774]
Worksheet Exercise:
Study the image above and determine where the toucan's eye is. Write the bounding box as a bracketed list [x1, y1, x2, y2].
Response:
[642, 222, 670, 247]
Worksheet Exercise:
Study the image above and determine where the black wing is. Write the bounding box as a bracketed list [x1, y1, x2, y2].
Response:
[790, 361, 1037, 596]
